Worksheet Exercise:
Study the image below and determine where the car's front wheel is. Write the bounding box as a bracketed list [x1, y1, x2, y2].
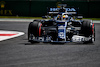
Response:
[81, 19, 95, 43]
[28, 21, 42, 43]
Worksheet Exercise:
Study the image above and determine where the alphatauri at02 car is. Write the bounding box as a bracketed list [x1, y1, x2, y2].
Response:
[28, 5, 95, 44]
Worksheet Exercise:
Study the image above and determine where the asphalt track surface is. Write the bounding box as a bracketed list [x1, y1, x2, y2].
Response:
[0, 21, 100, 67]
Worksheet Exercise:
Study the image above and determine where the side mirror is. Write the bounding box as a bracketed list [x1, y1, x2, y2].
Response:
[77, 14, 83, 19]
[77, 16, 83, 19]
[42, 16, 47, 19]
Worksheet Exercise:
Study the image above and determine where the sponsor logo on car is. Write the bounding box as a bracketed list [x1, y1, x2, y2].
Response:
[50, 8, 76, 12]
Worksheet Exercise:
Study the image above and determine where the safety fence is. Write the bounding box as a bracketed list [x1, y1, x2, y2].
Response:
[0, 1, 100, 18]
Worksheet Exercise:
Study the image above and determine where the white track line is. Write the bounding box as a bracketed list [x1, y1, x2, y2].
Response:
[0, 19, 33, 22]
[0, 30, 24, 41]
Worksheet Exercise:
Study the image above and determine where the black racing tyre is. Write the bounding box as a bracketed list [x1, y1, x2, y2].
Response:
[81, 20, 92, 37]
[81, 19, 95, 43]
[28, 22, 33, 41]
[28, 21, 42, 41]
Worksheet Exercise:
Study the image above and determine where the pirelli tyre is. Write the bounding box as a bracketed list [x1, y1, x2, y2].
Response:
[81, 19, 95, 43]
[28, 21, 42, 43]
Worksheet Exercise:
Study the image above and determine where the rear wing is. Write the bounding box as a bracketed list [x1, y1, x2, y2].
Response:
[47, 7, 79, 15]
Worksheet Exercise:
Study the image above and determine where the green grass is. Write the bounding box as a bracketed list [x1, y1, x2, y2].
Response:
[83, 18, 100, 20]
[0, 16, 100, 20]
[0, 16, 43, 19]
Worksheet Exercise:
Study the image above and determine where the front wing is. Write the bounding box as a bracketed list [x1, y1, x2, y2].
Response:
[28, 35, 92, 43]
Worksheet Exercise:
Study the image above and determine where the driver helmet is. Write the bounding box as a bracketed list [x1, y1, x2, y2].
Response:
[63, 14, 68, 20]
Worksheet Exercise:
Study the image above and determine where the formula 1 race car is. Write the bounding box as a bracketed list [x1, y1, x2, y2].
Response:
[28, 4, 95, 44]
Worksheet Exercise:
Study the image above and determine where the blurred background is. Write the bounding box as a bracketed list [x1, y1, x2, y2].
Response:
[0, 0, 100, 18]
